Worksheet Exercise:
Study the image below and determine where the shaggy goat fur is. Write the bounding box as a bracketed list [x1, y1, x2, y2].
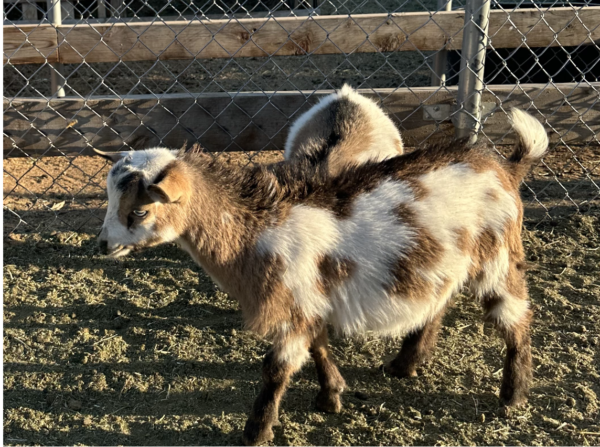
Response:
[96, 108, 547, 446]
[284, 84, 404, 175]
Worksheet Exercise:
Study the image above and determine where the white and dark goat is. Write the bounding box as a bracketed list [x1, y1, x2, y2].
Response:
[283, 84, 404, 174]
[96, 108, 547, 446]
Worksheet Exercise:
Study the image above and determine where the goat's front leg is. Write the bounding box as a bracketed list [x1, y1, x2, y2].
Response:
[242, 334, 310, 446]
[310, 326, 346, 413]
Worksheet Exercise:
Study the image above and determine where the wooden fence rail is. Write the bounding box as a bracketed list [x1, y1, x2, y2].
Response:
[4, 84, 599, 157]
[4, 7, 600, 64]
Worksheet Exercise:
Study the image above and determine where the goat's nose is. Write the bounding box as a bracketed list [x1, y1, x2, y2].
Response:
[98, 239, 108, 255]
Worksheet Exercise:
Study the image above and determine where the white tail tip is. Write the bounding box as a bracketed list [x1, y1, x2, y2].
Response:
[509, 108, 548, 160]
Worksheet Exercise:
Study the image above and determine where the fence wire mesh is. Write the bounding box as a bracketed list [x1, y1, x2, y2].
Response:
[3, 0, 600, 235]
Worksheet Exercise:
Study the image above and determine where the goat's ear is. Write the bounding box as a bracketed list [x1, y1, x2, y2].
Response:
[94, 148, 126, 163]
[146, 162, 190, 204]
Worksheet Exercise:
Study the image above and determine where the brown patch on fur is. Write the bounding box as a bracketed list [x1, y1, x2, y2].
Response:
[404, 177, 429, 201]
[318, 255, 356, 296]
[454, 227, 471, 254]
[388, 139, 481, 180]
[386, 204, 444, 301]
[499, 310, 533, 407]
[147, 161, 192, 204]
[493, 164, 519, 192]
[385, 306, 448, 378]
[394, 138, 403, 154]
[504, 211, 525, 262]
[468, 227, 502, 278]
[505, 263, 528, 299]
[201, 250, 311, 338]
[115, 173, 154, 229]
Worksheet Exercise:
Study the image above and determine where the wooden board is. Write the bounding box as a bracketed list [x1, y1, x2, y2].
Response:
[3, 24, 59, 64]
[5, 7, 600, 64]
[56, 7, 600, 64]
[4, 84, 599, 158]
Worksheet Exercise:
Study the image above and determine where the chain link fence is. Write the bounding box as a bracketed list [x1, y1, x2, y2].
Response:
[3, 0, 600, 235]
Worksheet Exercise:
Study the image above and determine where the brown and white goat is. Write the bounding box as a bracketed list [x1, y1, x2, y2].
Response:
[284, 84, 404, 174]
[96, 108, 547, 446]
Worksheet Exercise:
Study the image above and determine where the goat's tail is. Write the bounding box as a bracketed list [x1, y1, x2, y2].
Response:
[507, 108, 549, 182]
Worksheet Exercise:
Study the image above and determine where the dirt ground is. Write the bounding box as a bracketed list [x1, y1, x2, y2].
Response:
[4, 0, 600, 443]
[3, 148, 600, 446]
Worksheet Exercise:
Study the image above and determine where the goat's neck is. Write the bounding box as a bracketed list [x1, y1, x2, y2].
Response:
[177, 160, 272, 272]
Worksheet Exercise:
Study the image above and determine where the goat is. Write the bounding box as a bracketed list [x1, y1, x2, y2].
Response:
[95, 108, 547, 446]
[283, 84, 404, 175]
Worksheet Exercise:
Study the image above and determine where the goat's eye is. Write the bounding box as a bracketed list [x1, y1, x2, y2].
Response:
[132, 210, 147, 217]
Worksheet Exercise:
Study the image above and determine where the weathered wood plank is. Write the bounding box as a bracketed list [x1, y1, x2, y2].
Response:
[489, 6, 600, 49]
[3, 24, 59, 64]
[57, 7, 600, 64]
[4, 84, 599, 158]
[5, 7, 598, 64]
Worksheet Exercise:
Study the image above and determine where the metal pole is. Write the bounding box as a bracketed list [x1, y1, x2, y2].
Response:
[48, 0, 66, 98]
[98, 0, 107, 20]
[453, 0, 490, 143]
[431, 0, 452, 87]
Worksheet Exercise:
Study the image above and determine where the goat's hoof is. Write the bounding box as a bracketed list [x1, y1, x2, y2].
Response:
[382, 362, 417, 379]
[497, 405, 511, 418]
[500, 392, 528, 409]
[242, 420, 274, 446]
[316, 390, 342, 413]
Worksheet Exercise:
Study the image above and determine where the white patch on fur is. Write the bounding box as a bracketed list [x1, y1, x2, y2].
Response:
[284, 84, 403, 162]
[257, 205, 340, 321]
[222, 212, 233, 225]
[101, 148, 178, 252]
[158, 225, 180, 244]
[487, 295, 530, 329]
[273, 334, 310, 371]
[509, 108, 549, 160]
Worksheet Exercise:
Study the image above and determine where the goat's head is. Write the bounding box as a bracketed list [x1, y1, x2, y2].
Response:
[95, 148, 192, 257]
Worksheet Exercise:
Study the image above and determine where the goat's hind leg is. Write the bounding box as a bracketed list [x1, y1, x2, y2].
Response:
[479, 267, 533, 407]
[310, 326, 346, 413]
[384, 307, 446, 378]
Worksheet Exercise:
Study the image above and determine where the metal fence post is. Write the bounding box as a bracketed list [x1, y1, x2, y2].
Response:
[431, 0, 452, 87]
[454, 0, 490, 143]
[48, 0, 66, 97]
[98, 0, 107, 20]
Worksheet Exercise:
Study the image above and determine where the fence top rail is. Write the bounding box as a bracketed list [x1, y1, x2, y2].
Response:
[4, 82, 600, 101]
[4, 6, 600, 65]
[4, 83, 599, 160]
